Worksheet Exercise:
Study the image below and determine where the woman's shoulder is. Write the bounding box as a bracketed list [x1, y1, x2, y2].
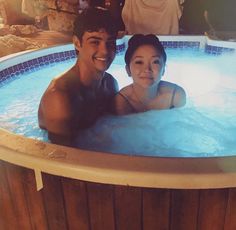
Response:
[159, 80, 175, 87]
[160, 81, 186, 107]
[117, 84, 133, 96]
[159, 81, 186, 107]
[159, 81, 185, 93]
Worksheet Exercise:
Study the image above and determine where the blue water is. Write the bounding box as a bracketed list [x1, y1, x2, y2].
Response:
[1, 49, 236, 157]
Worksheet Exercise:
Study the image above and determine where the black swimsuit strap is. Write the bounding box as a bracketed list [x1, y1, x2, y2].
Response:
[170, 84, 177, 109]
[118, 92, 138, 112]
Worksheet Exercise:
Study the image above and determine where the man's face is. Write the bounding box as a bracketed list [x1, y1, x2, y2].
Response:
[75, 29, 116, 74]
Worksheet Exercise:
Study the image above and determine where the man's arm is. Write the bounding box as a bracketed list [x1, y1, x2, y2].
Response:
[39, 90, 74, 146]
[104, 72, 119, 93]
[47, 132, 73, 147]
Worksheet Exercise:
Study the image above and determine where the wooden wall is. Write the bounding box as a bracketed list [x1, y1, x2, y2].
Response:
[1, 160, 236, 230]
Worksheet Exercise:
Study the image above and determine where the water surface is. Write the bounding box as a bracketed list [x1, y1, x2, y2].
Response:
[1, 49, 236, 157]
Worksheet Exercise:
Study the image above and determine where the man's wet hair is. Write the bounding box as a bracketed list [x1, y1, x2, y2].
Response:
[73, 7, 118, 41]
[125, 34, 167, 66]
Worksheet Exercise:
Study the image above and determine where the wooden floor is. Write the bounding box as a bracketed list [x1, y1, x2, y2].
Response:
[22, 30, 72, 47]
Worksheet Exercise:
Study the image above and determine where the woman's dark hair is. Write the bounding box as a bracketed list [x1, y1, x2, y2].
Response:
[125, 34, 167, 66]
[73, 7, 118, 41]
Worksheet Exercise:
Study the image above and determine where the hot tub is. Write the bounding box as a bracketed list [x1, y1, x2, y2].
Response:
[1, 35, 236, 230]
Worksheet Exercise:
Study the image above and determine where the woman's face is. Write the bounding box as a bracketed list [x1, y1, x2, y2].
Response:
[127, 45, 165, 88]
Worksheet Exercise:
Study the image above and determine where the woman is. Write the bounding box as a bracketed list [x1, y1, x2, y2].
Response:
[113, 34, 186, 115]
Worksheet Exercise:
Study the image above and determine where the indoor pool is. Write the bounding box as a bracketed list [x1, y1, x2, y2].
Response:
[0, 37, 236, 157]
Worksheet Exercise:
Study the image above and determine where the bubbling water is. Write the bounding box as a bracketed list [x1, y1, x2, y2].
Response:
[75, 107, 236, 157]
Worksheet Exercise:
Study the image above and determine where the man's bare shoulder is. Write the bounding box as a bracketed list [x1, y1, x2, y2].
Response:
[42, 67, 78, 98]
[51, 67, 77, 90]
[41, 83, 69, 108]
[38, 69, 76, 129]
[39, 86, 71, 125]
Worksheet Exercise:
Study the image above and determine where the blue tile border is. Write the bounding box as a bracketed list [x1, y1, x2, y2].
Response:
[0, 50, 77, 85]
[205, 45, 235, 55]
[0, 39, 235, 85]
[116, 42, 126, 55]
[0, 43, 126, 85]
[161, 41, 200, 49]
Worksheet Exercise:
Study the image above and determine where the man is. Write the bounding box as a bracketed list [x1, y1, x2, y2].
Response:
[38, 7, 119, 146]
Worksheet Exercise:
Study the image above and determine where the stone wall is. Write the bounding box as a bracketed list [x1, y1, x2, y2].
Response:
[45, 0, 77, 32]
[0, 0, 77, 32]
[0, 1, 7, 25]
[0, 34, 46, 57]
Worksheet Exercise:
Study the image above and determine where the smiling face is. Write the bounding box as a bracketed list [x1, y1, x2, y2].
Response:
[74, 29, 116, 74]
[126, 45, 165, 88]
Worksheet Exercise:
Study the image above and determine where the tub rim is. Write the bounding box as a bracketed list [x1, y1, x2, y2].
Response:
[1, 128, 236, 190]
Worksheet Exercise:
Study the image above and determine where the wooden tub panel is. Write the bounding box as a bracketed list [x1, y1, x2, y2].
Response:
[115, 185, 142, 230]
[5, 162, 32, 230]
[170, 189, 199, 230]
[42, 174, 68, 230]
[142, 188, 170, 230]
[2, 160, 236, 230]
[87, 182, 116, 230]
[62, 179, 90, 230]
[224, 188, 236, 230]
[0, 161, 18, 230]
[22, 168, 48, 230]
[198, 189, 228, 230]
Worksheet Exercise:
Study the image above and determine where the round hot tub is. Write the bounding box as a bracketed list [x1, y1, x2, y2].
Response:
[1, 35, 236, 230]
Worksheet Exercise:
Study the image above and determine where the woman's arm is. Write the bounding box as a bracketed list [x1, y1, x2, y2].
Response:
[173, 85, 186, 108]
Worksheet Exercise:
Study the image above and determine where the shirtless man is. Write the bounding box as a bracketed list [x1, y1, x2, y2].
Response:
[38, 7, 118, 146]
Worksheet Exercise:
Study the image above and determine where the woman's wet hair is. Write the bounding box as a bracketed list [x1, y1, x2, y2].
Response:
[125, 34, 167, 66]
[73, 7, 118, 41]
